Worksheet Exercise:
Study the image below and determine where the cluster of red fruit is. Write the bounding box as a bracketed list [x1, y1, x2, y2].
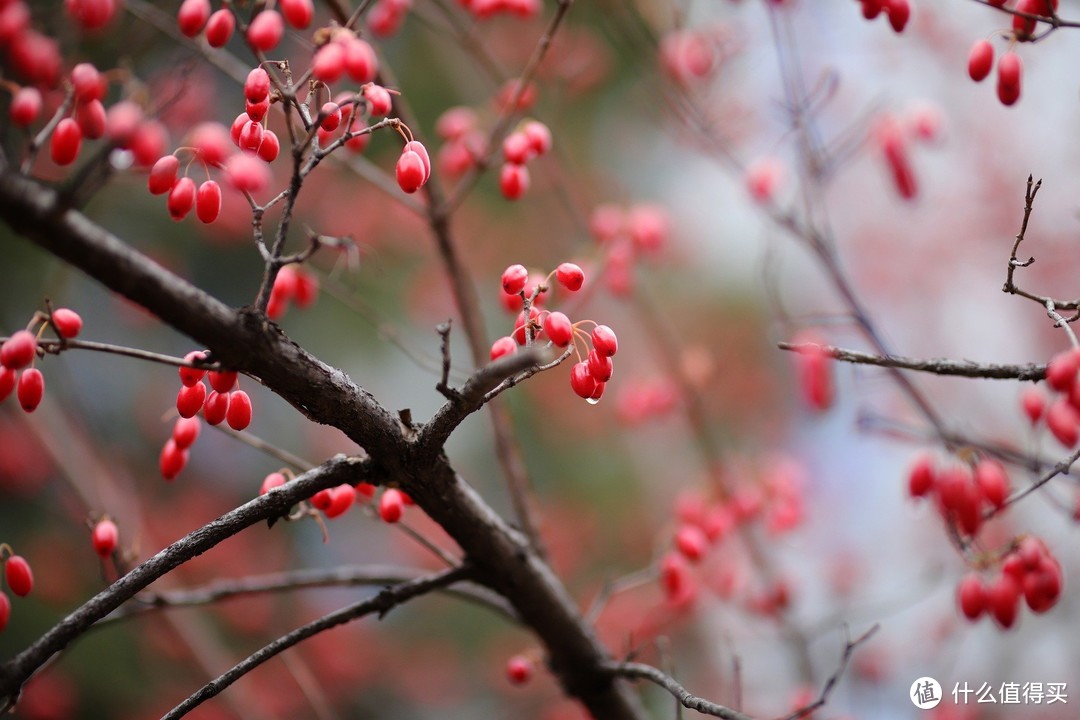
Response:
[1016, 349, 1080, 448]
[1, 308, 82, 413]
[491, 263, 619, 402]
[0, 549, 34, 634]
[856, 0, 911, 33]
[163, 351, 252, 481]
[498, 120, 552, 201]
[588, 203, 669, 297]
[967, 41, 1023, 107]
[659, 467, 805, 616]
[260, 470, 412, 525]
[907, 453, 1010, 538]
[459, 0, 539, 22]
[267, 265, 320, 320]
[956, 536, 1062, 629]
[177, 0, 316, 52]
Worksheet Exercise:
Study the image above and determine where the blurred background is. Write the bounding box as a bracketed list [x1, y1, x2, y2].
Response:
[3, 0, 1080, 718]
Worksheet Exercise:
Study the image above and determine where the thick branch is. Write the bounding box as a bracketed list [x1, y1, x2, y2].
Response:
[777, 342, 1047, 382]
[161, 566, 470, 720]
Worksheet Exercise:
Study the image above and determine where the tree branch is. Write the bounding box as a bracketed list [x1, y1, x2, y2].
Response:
[605, 662, 754, 720]
[777, 342, 1047, 381]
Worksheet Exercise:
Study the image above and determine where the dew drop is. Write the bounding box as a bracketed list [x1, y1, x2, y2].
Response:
[586, 397, 601, 406]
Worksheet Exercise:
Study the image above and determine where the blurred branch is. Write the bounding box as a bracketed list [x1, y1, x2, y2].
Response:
[103, 563, 516, 625]
[161, 565, 471, 720]
[777, 625, 879, 720]
[605, 662, 754, 720]
[777, 341, 1047, 381]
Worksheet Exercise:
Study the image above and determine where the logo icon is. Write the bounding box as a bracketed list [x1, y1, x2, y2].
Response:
[911, 677, 942, 709]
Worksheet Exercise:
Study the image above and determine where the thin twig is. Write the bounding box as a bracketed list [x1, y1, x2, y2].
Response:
[778, 625, 879, 720]
[606, 662, 754, 720]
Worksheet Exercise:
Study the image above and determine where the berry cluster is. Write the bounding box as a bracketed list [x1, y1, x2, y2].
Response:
[856, 0, 911, 33]
[957, 536, 1063, 629]
[177, 1, 315, 51]
[164, 351, 252, 481]
[587, 203, 669, 296]
[492, 263, 619, 402]
[1, 307, 83, 413]
[267, 264, 320, 320]
[1019, 349, 1080, 448]
[498, 120, 551, 201]
[967, 41, 1023, 107]
[907, 454, 1009, 538]
[0, 546, 34, 634]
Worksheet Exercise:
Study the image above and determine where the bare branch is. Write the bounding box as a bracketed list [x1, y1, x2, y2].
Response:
[606, 662, 754, 720]
[778, 625, 879, 720]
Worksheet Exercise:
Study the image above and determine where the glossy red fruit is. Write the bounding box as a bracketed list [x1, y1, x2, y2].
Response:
[209, 370, 238, 393]
[395, 150, 426, 193]
[544, 312, 573, 348]
[167, 177, 196, 221]
[988, 574, 1020, 629]
[244, 68, 270, 103]
[260, 472, 286, 494]
[179, 350, 208, 387]
[886, 0, 910, 32]
[226, 390, 252, 430]
[0, 367, 16, 403]
[310, 489, 333, 510]
[570, 361, 597, 399]
[1047, 400, 1080, 448]
[5, 556, 33, 597]
[281, 0, 314, 28]
[159, 439, 188, 480]
[172, 416, 202, 449]
[404, 140, 431, 182]
[522, 120, 552, 155]
[239, 120, 264, 153]
[9, 87, 42, 127]
[196, 180, 222, 224]
[205, 9, 235, 47]
[502, 132, 533, 165]
[257, 130, 280, 163]
[203, 391, 230, 425]
[587, 349, 613, 382]
[50, 118, 82, 166]
[344, 38, 379, 82]
[1045, 349, 1078, 391]
[148, 155, 180, 195]
[312, 42, 346, 83]
[364, 85, 392, 116]
[75, 99, 106, 139]
[379, 488, 405, 523]
[71, 63, 105, 101]
[92, 519, 119, 558]
[907, 453, 936, 498]
[490, 336, 516, 361]
[968, 40, 994, 82]
[501, 264, 529, 295]
[176, 381, 207, 418]
[177, 0, 211, 37]
[956, 573, 984, 619]
[324, 484, 356, 519]
[17, 368, 44, 412]
[591, 325, 618, 357]
[506, 655, 533, 685]
[974, 459, 1009, 509]
[555, 262, 584, 292]
[499, 163, 529, 200]
[2, 331, 38, 370]
[247, 9, 284, 51]
[51, 308, 83, 339]
[997, 53, 1022, 107]
[0, 592, 9, 633]
[320, 102, 342, 132]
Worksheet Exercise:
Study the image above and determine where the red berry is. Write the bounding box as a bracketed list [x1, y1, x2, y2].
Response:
[591, 325, 618, 357]
[148, 155, 180, 195]
[0, 367, 16, 403]
[506, 655, 533, 685]
[988, 574, 1020, 629]
[2, 331, 38, 369]
[225, 153, 271, 194]
[176, 381, 207, 418]
[627, 205, 669, 253]
[344, 38, 379, 82]
[404, 140, 431, 182]
[260, 472, 286, 494]
[177, 0, 211, 37]
[179, 351, 208, 387]
[247, 9, 284, 51]
[195, 180, 222, 224]
[543, 312, 573, 348]
[974, 459, 1009, 509]
[312, 42, 346, 83]
[310, 489, 333, 510]
[239, 120, 265, 153]
[5, 556, 33, 597]
[1046, 350, 1078, 391]
[71, 63, 105, 102]
[957, 573, 985, 620]
[355, 482, 377, 502]
[280, 0, 314, 28]
[501, 264, 529, 295]
[555, 263, 584, 292]
[172, 416, 202, 449]
[396, 150, 427, 194]
[257, 130, 280, 163]
[1047, 400, 1080, 448]
[324, 484, 356, 519]
[65, 0, 117, 29]
[320, 102, 342, 132]
[907, 452, 936, 498]
[9, 87, 42, 127]
[159, 439, 188, 481]
[205, 9, 235, 47]
[203, 390, 230, 425]
[569, 361, 597, 399]
[997, 53, 1022, 107]
[51, 308, 82, 339]
[379, 488, 405, 523]
[244, 68, 271, 103]
[0, 592, 8, 633]
[50, 118, 82, 166]
[209, 370, 238, 393]
[436, 107, 477, 140]
[75, 99, 107, 139]
[17, 368, 44, 412]
[129, 121, 168, 168]
[522, 120, 552, 155]
[674, 524, 708, 562]
[587, 348, 613, 382]
[364, 85, 392, 116]
[796, 341, 834, 412]
[91, 519, 119, 558]
[968, 40, 994, 82]
[512, 307, 542, 345]
[1021, 387, 1045, 425]
[490, 336, 516, 361]
[167, 177, 196, 221]
[499, 163, 529, 200]
[886, 0, 910, 32]
[226, 390, 253, 430]
[502, 131, 533, 165]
